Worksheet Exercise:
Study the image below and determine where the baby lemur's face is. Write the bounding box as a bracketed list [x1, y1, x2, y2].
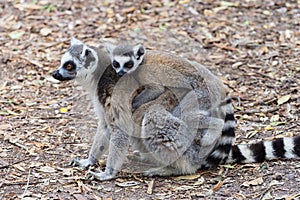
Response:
[53, 37, 96, 81]
[105, 43, 146, 76]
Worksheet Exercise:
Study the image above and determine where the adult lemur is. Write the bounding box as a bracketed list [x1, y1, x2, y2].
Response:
[52, 38, 300, 181]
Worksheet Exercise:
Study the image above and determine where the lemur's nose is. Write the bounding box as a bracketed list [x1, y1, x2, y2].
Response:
[118, 70, 126, 77]
[52, 70, 64, 81]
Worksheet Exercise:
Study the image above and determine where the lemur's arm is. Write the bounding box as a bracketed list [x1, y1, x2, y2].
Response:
[87, 127, 129, 180]
[69, 118, 111, 169]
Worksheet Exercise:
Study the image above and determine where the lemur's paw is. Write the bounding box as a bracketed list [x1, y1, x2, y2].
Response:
[69, 157, 94, 170]
[87, 170, 115, 181]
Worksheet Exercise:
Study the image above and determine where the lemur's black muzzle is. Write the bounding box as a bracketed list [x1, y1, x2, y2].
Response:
[118, 70, 126, 77]
[52, 70, 65, 81]
[52, 70, 75, 81]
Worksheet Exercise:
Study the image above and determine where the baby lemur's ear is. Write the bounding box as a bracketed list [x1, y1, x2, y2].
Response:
[104, 43, 116, 55]
[133, 44, 146, 61]
[71, 37, 83, 46]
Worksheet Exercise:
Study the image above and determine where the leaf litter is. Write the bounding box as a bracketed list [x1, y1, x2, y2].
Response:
[0, 0, 299, 199]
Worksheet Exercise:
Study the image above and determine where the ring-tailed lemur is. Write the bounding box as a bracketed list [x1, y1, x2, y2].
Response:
[105, 43, 146, 76]
[52, 38, 300, 181]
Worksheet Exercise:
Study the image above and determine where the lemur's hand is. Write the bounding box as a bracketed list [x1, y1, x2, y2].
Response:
[69, 157, 95, 170]
[87, 170, 115, 181]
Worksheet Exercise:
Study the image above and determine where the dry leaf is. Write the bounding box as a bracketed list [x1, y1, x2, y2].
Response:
[232, 62, 243, 68]
[0, 124, 12, 130]
[175, 185, 194, 190]
[242, 177, 264, 187]
[220, 1, 239, 7]
[39, 166, 56, 173]
[59, 107, 68, 113]
[264, 125, 274, 131]
[277, 94, 291, 105]
[213, 180, 223, 191]
[174, 174, 201, 180]
[179, 0, 190, 4]
[193, 176, 205, 185]
[40, 28, 52, 36]
[62, 168, 74, 176]
[286, 193, 300, 200]
[13, 164, 26, 172]
[122, 6, 135, 14]
[270, 114, 280, 122]
[116, 181, 140, 187]
[14, 3, 42, 10]
[8, 30, 25, 39]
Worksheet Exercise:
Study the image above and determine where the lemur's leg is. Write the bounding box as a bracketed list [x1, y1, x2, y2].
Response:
[87, 128, 129, 181]
[69, 119, 110, 169]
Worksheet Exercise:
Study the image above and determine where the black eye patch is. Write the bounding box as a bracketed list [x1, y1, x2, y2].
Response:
[124, 60, 134, 69]
[63, 61, 76, 71]
[113, 60, 120, 69]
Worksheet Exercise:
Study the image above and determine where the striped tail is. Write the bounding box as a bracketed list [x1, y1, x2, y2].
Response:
[204, 97, 236, 167]
[227, 136, 300, 163]
[204, 95, 300, 167]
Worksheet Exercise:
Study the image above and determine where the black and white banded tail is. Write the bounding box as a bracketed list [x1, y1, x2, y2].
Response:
[205, 97, 300, 167]
[205, 97, 236, 167]
[228, 136, 300, 163]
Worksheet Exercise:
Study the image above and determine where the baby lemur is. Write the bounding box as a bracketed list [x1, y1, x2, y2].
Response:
[105, 42, 146, 76]
[52, 38, 300, 181]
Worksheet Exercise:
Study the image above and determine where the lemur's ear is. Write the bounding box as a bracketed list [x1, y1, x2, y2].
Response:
[133, 44, 146, 61]
[104, 43, 116, 55]
[81, 44, 92, 58]
[71, 37, 83, 46]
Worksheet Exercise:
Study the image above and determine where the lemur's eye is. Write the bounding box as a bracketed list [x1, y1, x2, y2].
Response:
[125, 60, 134, 69]
[113, 60, 120, 68]
[66, 64, 73, 71]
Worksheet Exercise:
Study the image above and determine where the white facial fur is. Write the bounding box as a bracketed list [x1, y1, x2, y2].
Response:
[113, 55, 137, 74]
[105, 43, 146, 76]
[55, 37, 98, 82]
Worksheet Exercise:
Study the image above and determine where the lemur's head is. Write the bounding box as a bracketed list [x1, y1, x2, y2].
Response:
[105, 43, 146, 77]
[53, 37, 98, 81]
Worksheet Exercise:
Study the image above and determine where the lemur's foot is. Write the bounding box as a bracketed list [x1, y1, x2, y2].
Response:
[69, 157, 94, 170]
[87, 170, 115, 181]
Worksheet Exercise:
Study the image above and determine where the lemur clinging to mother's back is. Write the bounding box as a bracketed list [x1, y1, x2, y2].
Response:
[104, 42, 146, 76]
[52, 38, 300, 181]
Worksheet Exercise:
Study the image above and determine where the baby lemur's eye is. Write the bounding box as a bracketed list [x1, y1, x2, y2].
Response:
[113, 60, 120, 68]
[125, 60, 134, 69]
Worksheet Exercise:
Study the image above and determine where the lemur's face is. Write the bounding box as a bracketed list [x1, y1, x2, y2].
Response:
[105, 43, 146, 77]
[53, 38, 96, 81]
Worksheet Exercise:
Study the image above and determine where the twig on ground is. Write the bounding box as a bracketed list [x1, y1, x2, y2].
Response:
[0, 168, 11, 188]
[21, 169, 31, 199]
[0, 158, 30, 169]
[1, 181, 44, 186]
[147, 179, 155, 194]
[241, 107, 279, 114]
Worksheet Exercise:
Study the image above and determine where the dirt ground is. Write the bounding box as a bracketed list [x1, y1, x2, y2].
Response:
[0, 0, 299, 199]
